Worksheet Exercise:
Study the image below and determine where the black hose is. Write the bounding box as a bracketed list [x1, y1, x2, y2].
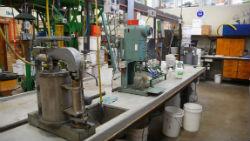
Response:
[85, 72, 98, 86]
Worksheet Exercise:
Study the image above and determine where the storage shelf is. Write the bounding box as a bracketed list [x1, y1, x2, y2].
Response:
[191, 35, 250, 39]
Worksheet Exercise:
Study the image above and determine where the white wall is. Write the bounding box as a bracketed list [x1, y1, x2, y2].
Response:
[161, 3, 250, 34]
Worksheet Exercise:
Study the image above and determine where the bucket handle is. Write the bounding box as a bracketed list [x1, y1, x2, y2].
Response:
[167, 117, 183, 129]
[175, 117, 183, 127]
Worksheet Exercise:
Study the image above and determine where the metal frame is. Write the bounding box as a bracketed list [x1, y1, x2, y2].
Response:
[119, 0, 179, 23]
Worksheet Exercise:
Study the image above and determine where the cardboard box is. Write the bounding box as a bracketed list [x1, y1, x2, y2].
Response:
[202, 25, 212, 35]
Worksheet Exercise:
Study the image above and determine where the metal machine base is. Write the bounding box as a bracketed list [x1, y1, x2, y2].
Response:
[118, 86, 165, 96]
[118, 87, 149, 96]
[118, 74, 167, 96]
[28, 112, 95, 141]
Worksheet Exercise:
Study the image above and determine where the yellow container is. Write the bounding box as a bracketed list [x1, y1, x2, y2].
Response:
[0, 79, 17, 96]
[55, 24, 64, 47]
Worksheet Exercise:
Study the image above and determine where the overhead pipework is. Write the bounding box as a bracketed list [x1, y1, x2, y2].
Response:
[127, 0, 135, 20]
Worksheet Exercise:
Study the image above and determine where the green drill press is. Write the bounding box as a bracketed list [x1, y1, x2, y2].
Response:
[119, 25, 166, 96]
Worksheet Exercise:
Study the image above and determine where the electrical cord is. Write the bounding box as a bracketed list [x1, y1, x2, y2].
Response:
[217, 24, 237, 36]
[145, 16, 150, 24]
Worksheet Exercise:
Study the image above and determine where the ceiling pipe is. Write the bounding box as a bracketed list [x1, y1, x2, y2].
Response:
[127, 0, 135, 20]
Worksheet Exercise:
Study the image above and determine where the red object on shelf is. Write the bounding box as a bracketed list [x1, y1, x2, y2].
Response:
[91, 25, 101, 37]
[127, 19, 139, 25]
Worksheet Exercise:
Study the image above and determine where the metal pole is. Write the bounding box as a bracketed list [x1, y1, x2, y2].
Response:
[178, 0, 183, 61]
[84, 1, 91, 52]
[72, 80, 85, 114]
[153, 17, 156, 54]
[128, 0, 135, 20]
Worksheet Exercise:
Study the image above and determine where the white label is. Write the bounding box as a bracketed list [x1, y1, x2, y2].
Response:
[135, 44, 138, 51]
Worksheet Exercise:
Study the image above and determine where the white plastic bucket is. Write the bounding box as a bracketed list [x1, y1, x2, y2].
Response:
[214, 74, 222, 84]
[86, 50, 105, 66]
[171, 47, 179, 54]
[78, 36, 84, 52]
[165, 54, 176, 68]
[90, 36, 101, 51]
[12, 59, 25, 75]
[127, 126, 148, 141]
[183, 103, 202, 132]
[162, 106, 184, 137]
[101, 66, 113, 86]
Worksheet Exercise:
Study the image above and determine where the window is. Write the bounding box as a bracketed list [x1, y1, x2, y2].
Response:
[135, 0, 146, 5]
[158, 0, 249, 9]
[161, 0, 176, 8]
[231, 0, 250, 4]
[178, 0, 200, 7]
[231, 0, 243, 4]
[204, 0, 229, 5]
[203, 0, 212, 5]
[214, 0, 229, 5]
[243, 0, 250, 3]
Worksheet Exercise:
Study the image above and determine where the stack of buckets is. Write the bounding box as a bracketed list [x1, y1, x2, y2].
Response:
[163, 103, 203, 137]
[127, 127, 148, 141]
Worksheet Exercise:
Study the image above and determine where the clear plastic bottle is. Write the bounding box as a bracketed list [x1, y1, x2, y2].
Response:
[175, 61, 184, 79]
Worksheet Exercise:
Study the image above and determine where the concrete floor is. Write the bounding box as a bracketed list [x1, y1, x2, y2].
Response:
[148, 81, 250, 141]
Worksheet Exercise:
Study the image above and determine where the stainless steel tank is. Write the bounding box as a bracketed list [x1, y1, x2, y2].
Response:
[39, 71, 72, 124]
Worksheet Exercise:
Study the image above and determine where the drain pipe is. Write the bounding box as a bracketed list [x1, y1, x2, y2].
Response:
[128, 0, 135, 20]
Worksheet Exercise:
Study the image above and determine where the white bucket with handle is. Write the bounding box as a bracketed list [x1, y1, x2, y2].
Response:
[214, 74, 222, 84]
[162, 106, 184, 137]
[127, 126, 148, 141]
[183, 103, 203, 132]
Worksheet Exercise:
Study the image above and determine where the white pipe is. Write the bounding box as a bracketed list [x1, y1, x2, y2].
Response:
[128, 0, 135, 20]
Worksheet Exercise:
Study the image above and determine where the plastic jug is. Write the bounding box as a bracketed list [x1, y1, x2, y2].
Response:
[175, 61, 184, 79]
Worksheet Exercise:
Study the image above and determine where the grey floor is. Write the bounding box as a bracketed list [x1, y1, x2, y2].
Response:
[148, 81, 250, 141]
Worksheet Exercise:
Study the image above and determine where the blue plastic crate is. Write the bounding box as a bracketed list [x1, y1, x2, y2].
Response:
[223, 24, 250, 36]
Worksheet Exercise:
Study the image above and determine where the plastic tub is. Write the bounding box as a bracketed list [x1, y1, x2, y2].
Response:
[127, 126, 148, 141]
[214, 74, 222, 84]
[78, 36, 84, 52]
[162, 106, 184, 137]
[183, 103, 203, 132]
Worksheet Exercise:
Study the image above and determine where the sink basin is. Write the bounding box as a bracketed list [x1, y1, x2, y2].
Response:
[87, 104, 127, 127]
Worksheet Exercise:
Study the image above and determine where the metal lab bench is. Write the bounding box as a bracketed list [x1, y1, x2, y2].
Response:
[202, 55, 250, 61]
[201, 55, 250, 80]
[0, 65, 205, 141]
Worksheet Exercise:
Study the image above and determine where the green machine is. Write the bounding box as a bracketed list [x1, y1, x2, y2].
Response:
[119, 25, 166, 96]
